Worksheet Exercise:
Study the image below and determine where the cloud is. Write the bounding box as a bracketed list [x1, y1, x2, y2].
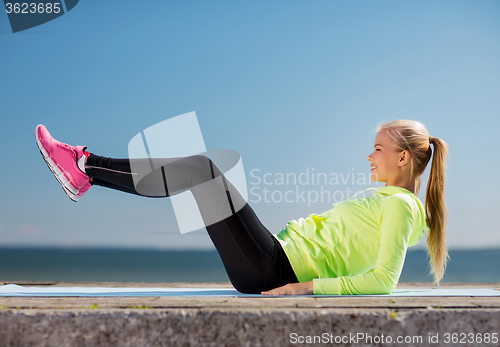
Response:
[19, 224, 44, 235]
[0, 225, 3, 234]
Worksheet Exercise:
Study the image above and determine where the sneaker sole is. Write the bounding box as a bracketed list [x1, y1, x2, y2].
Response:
[35, 125, 80, 202]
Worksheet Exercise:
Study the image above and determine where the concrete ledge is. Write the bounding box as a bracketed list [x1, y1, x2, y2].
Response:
[1, 282, 499, 346]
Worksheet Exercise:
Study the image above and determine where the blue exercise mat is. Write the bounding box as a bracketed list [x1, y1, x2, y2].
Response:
[0, 284, 499, 297]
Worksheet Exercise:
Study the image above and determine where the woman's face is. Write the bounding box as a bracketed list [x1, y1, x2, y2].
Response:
[367, 130, 405, 185]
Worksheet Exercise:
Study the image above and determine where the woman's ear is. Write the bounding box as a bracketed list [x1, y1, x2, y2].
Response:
[398, 150, 411, 166]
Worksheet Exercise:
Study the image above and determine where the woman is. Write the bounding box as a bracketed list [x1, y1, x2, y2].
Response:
[35, 119, 449, 295]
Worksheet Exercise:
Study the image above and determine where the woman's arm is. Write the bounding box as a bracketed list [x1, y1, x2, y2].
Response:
[261, 281, 313, 295]
[262, 195, 417, 296]
[313, 195, 417, 295]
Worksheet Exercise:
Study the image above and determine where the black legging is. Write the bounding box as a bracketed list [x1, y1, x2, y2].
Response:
[85, 154, 298, 294]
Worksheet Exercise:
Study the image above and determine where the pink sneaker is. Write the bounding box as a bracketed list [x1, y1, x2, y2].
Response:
[61, 180, 91, 202]
[35, 124, 91, 202]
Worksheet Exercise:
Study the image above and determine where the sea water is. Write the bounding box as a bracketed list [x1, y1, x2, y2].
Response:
[0, 248, 498, 283]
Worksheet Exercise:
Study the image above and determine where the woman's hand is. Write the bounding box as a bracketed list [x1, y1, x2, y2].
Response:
[261, 281, 314, 295]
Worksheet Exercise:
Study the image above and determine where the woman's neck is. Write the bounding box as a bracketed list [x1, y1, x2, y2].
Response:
[385, 180, 415, 194]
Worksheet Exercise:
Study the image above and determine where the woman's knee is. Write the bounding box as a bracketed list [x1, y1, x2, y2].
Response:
[183, 155, 223, 183]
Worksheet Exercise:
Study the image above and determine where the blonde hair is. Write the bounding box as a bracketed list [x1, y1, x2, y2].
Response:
[375, 119, 449, 284]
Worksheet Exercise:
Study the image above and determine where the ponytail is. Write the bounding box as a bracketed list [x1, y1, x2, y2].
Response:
[425, 136, 450, 284]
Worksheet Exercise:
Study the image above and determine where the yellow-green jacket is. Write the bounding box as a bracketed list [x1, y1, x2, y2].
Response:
[275, 185, 428, 295]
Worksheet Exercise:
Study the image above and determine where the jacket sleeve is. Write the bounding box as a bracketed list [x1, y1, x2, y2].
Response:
[312, 195, 416, 295]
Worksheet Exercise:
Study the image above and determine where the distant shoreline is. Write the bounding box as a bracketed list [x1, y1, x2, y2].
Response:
[0, 248, 499, 283]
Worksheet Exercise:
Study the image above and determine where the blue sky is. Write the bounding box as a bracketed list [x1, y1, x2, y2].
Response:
[0, 0, 499, 249]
